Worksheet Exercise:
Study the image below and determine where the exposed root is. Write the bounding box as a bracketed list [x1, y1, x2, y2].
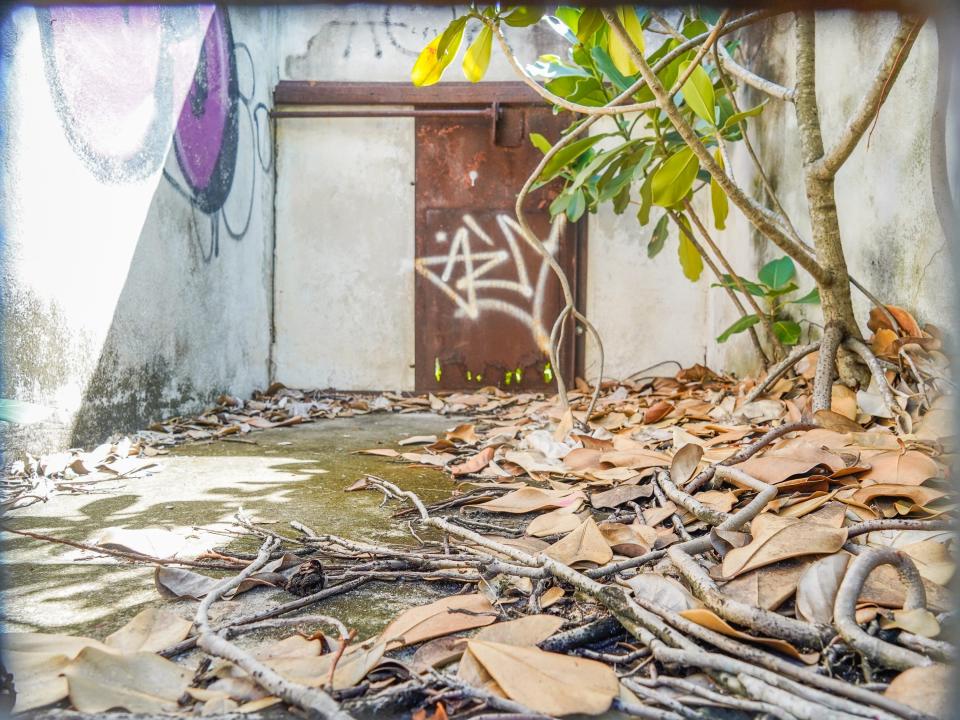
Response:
[194, 538, 354, 720]
[742, 341, 820, 406]
[667, 545, 834, 649]
[833, 547, 934, 670]
[813, 323, 843, 412]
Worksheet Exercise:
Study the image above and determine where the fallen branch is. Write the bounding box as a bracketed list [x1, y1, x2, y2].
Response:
[194, 537, 354, 720]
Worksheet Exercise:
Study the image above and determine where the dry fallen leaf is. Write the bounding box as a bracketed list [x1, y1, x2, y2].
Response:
[457, 614, 565, 689]
[155, 566, 220, 600]
[590, 484, 652, 509]
[795, 553, 850, 624]
[720, 513, 847, 579]
[879, 607, 940, 638]
[884, 664, 951, 718]
[858, 450, 941, 486]
[65, 646, 191, 714]
[670, 443, 703, 486]
[451, 446, 497, 476]
[464, 640, 619, 716]
[721, 558, 810, 611]
[525, 506, 583, 538]
[598, 521, 657, 557]
[265, 638, 386, 690]
[380, 594, 496, 648]
[627, 573, 701, 613]
[471, 487, 583, 514]
[105, 607, 193, 653]
[544, 517, 613, 566]
[6, 650, 70, 713]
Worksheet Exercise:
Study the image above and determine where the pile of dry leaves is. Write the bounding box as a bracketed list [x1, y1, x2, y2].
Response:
[2, 308, 956, 720]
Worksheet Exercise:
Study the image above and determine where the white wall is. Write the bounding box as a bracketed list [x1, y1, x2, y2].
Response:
[1, 6, 278, 453]
[3, 6, 953, 454]
[273, 113, 416, 390]
[706, 12, 955, 374]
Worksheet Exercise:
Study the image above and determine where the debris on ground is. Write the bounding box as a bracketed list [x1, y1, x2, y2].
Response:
[2, 310, 954, 719]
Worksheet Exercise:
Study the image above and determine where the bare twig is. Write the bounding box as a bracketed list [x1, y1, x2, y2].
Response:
[194, 538, 354, 719]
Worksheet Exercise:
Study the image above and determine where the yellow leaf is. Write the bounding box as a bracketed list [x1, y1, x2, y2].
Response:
[463, 25, 493, 83]
[411, 35, 443, 87]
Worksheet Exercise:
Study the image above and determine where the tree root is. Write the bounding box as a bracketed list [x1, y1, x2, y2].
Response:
[742, 341, 820, 406]
[193, 538, 355, 720]
[833, 547, 934, 670]
[843, 337, 913, 433]
[667, 545, 834, 649]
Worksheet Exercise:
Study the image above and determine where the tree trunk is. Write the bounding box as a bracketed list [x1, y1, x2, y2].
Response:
[794, 12, 867, 386]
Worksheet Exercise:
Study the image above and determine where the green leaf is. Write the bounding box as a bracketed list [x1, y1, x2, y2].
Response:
[713, 274, 766, 297]
[648, 214, 669, 258]
[538, 134, 610, 183]
[765, 281, 798, 298]
[681, 19, 708, 39]
[791, 287, 821, 305]
[676, 215, 703, 281]
[717, 314, 760, 343]
[758, 256, 796, 290]
[651, 147, 699, 207]
[612, 184, 631, 214]
[462, 25, 492, 83]
[576, 7, 603, 41]
[438, 16, 468, 58]
[710, 150, 728, 230]
[721, 101, 766, 131]
[529, 132, 552, 154]
[546, 76, 607, 105]
[549, 190, 572, 217]
[679, 61, 716, 126]
[553, 6, 582, 34]
[503, 6, 546, 27]
[569, 139, 644, 193]
[772, 320, 802, 346]
[637, 173, 653, 225]
[608, 6, 644, 76]
[590, 46, 635, 93]
[567, 188, 587, 221]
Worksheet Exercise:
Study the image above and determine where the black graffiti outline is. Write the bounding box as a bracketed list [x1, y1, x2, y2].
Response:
[35, 6, 186, 183]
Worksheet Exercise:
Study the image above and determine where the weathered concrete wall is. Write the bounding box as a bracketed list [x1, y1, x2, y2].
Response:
[1, 6, 277, 454]
[705, 12, 956, 375]
[3, 7, 953, 455]
[271, 5, 713, 389]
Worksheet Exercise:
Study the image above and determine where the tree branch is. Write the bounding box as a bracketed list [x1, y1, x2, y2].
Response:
[716, 44, 795, 102]
[603, 10, 828, 285]
[813, 15, 925, 179]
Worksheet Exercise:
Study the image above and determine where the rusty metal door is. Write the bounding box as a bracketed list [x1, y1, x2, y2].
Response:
[415, 106, 579, 392]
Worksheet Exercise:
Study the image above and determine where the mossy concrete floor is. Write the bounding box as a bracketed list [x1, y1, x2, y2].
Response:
[2, 413, 464, 642]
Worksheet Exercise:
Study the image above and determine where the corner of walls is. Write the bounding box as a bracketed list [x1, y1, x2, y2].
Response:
[2, 6, 279, 458]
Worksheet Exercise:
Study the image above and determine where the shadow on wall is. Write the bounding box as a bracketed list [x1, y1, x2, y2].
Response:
[2, 6, 273, 455]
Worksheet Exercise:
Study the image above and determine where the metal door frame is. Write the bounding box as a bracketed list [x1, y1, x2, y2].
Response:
[271, 81, 588, 388]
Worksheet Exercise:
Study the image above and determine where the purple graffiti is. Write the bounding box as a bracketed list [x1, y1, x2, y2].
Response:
[172, 8, 239, 215]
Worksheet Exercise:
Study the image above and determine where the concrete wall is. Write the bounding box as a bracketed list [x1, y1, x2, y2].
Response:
[2, 6, 954, 454]
[705, 12, 956, 375]
[1, 6, 277, 454]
